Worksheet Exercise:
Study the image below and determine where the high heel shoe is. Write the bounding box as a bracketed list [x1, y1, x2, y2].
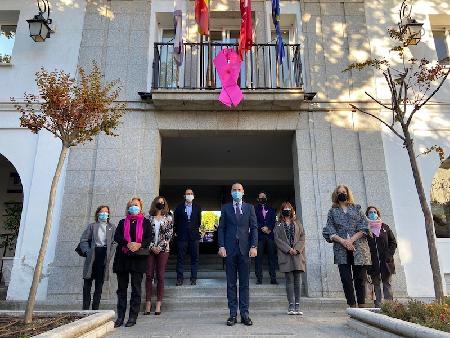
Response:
[143, 311, 151, 315]
[155, 310, 161, 315]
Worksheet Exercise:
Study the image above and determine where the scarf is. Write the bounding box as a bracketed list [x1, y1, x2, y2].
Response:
[122, 214, 144, 253]
[369, 220, 382, 237]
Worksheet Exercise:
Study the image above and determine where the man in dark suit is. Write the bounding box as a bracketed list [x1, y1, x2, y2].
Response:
[218, 183, 258, 326]
[174, 188, 202, 286]
[254, 192, 277, 284]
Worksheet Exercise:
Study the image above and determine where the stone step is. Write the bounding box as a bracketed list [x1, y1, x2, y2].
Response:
[0, 297, 348, 312]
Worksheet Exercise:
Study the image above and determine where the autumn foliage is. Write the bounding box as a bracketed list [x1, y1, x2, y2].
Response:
[13, 63, 125, 147]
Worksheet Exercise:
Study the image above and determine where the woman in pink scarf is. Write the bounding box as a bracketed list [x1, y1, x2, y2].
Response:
[366, 206, 397, 308]
[113, 197, 152, 328]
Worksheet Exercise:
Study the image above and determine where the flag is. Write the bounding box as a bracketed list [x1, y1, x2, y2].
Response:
[173, 0, 183, 66]
[195, 0, 209, 36]
[239, 0, 253, 60]
[272, 0, 284, 64]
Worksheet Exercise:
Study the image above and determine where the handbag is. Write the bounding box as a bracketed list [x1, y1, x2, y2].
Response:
[75, 240, 90, 257]
[129, 247, 150, 256]
[366, 274, 375, 301]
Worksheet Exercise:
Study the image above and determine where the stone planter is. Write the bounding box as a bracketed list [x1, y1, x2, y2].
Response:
[0, 310, 115, 338]
[347, 308, 450, 338]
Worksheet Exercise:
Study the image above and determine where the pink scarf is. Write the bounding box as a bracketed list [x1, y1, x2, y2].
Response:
[369, 220, 382, 237]
[122, 214, 144, 253]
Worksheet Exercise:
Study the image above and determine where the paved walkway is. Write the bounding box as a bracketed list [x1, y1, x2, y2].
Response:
[106, 309, 364, 338]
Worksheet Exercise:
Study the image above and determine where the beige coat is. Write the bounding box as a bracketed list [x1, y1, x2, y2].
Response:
[274, 220, 306, 273]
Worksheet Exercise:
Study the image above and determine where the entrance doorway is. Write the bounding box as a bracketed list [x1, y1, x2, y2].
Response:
[0, 154, 23, 297]
[159, 131, 295, 278]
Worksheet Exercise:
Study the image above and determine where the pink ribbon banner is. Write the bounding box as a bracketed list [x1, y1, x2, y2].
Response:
[213, 48, 243, 108]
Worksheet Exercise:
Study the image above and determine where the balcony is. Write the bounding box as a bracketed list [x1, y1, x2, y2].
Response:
[144, 42, 311, 111]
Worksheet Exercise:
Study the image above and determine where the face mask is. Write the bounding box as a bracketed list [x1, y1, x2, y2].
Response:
[337, 192, 348, 202]
[128, 205, 140, 215]
[156, 202, 165, 210]
[282, 209, 291, 217]
[258, 198, 267, 204]
[98, 212, 109, 221]
[231, 191, 243, 201]
[185, 195, 194, 203]
[368, 212, 378, 221]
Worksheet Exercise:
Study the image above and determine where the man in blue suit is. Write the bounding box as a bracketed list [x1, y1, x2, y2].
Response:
[254, 191, 277, 284]
[218, 183, 258, 326]
[174, 188, 202, 286]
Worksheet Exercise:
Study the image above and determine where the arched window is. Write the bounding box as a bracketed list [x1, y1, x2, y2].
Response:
[0, 154, 23, 291]
[431, 156, 450, 238]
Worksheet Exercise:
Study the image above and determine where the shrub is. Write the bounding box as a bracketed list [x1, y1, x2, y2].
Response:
[381, 297, 450, 333]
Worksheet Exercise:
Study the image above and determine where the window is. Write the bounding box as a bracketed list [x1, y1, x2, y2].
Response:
[0, 11, 19, 64]
[432, 29, 449, 64]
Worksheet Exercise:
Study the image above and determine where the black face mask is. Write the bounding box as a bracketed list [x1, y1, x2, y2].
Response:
[282, 209, 291, 217]
[337, 193, 348, 202]
[155, 202, 165, 210]
[258, 198, 267, 204]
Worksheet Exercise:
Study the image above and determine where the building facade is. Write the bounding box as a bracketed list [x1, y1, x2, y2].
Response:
[0, 0, 449, 303]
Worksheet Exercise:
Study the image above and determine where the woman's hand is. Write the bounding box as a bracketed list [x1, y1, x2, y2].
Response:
[339, 238, 355, 251]
[289, 248, 297, 255]
[152, 247, 161, 254]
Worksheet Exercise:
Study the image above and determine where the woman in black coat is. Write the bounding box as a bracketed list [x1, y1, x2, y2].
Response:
[366, 206, 397, 307]
[113, 197, 152, 328]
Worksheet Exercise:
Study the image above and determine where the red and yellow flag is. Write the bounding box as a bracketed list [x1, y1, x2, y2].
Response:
[239, 0, 253, 59]
[195, 0, 209, 36]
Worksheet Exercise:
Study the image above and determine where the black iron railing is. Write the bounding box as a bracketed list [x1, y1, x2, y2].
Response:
[152, 42, 303, 90]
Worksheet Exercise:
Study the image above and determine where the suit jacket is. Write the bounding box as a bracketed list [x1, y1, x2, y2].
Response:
[218, 202, 258, 256]
[80, 222, 116, 281]
[173, 202, 202, 241]
[274, 219, 306, 273]
[255, 204, 276, 239]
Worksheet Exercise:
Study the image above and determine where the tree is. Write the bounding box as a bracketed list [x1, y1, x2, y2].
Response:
[344, 6, 450, 301]
[12, 63, 125, 323]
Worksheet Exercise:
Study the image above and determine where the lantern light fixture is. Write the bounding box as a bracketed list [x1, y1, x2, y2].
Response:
[26, 0, 54, 42]
[398, 0, 424, 46]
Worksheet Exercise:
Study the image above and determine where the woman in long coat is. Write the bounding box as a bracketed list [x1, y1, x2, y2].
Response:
[79, 205, 116, 310]
[366, 206, 397, 307]
[274, 201, 306, 315]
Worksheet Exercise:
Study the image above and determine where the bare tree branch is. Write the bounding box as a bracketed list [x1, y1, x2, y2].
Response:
[350, 104, 405, 141]
[406, 67, 450, 127]
[364, 91, 394, 111]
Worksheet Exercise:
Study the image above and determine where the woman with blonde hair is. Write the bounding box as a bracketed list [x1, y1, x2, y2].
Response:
[273, 201, 306, 315]
[322, 185, 371, 308]
[144, 196, 173, 315]
[113, 197, 152, 328]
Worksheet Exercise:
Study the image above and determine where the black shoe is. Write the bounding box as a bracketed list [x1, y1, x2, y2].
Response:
[190, 279, 197, 285]
[176, 279, 183, 286]
[241, 316, 253, 326]
[256, 279, 262, 285]
[143, 311, 151, 315]
[226, 316, 237, 326]
[270, 279, 278, 285]
[125, 319, 136, 327]
[114, 318, 124, 328]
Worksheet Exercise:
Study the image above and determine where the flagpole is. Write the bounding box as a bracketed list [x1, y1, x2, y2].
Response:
[206, 0, 214, 88]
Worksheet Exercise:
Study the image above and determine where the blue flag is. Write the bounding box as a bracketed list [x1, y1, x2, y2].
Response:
[272, 0, 284, 64]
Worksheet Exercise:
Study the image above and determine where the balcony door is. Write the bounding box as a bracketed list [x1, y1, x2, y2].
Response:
[208, 29, 245, 88]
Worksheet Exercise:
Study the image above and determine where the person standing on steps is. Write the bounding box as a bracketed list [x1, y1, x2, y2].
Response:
[218, 182, 258, 327]
[254, 191, 277, 285]
[174, 188, 202, 286]
[113, 197, 152, 328]
[273, 202, 306, 315]
[80, 205, 116, 311]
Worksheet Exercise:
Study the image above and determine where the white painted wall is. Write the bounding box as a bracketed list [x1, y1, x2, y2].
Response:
[0, 0, 86, 300]
[365, 0, 450, 297]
